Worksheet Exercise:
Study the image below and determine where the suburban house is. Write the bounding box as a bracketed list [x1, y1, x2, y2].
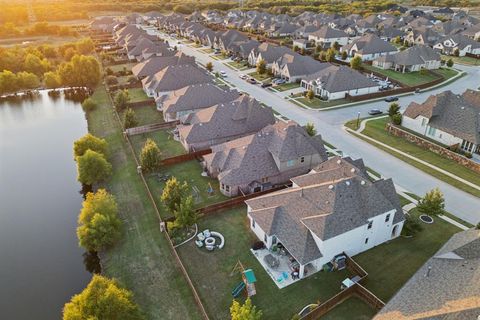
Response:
[248, 43, 293, 67]
[126, 38, 172, 61]
[229, 39, 260, 60]
[216, 30, 249, 53]
[433, 34, 480, 56]
[355, 15, 382, 34]
[374, 229, 480, 320]
[308, 26, 349, 47]
[177, 95, 275, 152]
[141, 64, 212, 102]
[90, 16, 117, 33]
[301, 65, 380, 100]
[203, 121, 328, 197]
[464, 23, 480, 40]
[372, 45, 441, 73]
[246, 156, 405, 280]
[402, 90, 480, 156]
[162, 83, 240, 121]
[342, 34, 398, 61]
[294, 25, 320, 39]
[404, 27, 441, 46]
[132, 52, 195, 79]
[271, 53, 326, 83]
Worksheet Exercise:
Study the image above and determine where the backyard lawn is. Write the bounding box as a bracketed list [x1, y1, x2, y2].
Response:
[362, 65, 457, 87]
[127, 87, 150, 102]
[109, 62, 136, 73]
[87, 85, 202, 320]
[118, 104, 164, 126]
[441, 55, 480, 66]
[322, 297, 376, 320]
[145, 160, 228, 219]
[354, 117, 480, 197]
[354, 207, 461, 302]
[176, 206, 352, 320]
[129, 129, 185, 160]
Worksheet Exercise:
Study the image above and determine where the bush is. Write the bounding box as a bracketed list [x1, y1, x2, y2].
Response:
[127, 76, 137, 84]
[392, 113, 402, 125]
[81, 98, 97, 112]
[105, 67, 114, 76]
[401, 214, 423, 236]
[106, 75, 118, 85]
[464, 152, 473, 159]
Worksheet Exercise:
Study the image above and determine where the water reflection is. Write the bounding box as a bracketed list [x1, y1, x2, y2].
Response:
[83, 251, 102, 274]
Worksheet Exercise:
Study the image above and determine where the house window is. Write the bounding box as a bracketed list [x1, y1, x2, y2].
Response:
[225, 185, 230, 192]
[367, 220, 373, 229]
[287, 160, 295, 167]
[421, 118, 427, 126]
[365, 238, 369, 244]
[264, 234, 267, 242]
[252, 219, 255, 228]
[385, 214, 390, 222]
[300, 157, 305, 163]
[261, 177, 268, 183]
[221, 183, 224, 190]
[427, 126, 436, 136]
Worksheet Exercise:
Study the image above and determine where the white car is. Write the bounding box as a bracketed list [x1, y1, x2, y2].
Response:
[220, 71, 227, 77]
[239, 74, 247, 80]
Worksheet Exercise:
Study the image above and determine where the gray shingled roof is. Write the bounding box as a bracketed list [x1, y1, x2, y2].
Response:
[374, 44, 440, 66]
[310, 26, 348, 39]
[374, 229, 480, 320]
[143, 64, 212, 93]
[204, 121, 328, 188]
[163, 83, 239, 114]
[178, 95, 275, 145]
[246, 156, 404, 265]
[343, 33, 397, 55]
[132, 52, 195, 78]
[404, 90, 480, 144]
[303, 65, 379, 93]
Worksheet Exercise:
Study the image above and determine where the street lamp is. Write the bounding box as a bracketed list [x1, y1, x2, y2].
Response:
[356, 111, 361, 129]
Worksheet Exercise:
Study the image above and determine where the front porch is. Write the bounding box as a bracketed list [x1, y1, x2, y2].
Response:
[250, 247, 316, 289]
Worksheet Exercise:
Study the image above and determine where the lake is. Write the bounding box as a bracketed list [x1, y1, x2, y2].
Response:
[0, 91, 92, 319]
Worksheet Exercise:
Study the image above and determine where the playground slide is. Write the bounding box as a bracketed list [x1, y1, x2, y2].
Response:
[231, 282, 246, 298]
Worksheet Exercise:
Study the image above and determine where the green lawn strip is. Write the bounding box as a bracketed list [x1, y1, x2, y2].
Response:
[354, 207, 460, 302]
[441, 55, 480, 66]
[321, 296, 376, 320]
[296, 97, 350, 109]
[405, 192, 420, 201]
[199, 48, 214, 54]
[108, 62, 136, 73]
[88, 85, 202, 320]
[247, 71, 271, 81]
[226, 61, 249, 71]
[274, 82, 301, 92]
[129, 129, 185, 160]
[441, 211, 475, 228]
[127, 87, 150, 103]
[347, 124, 480, 198]
[118, 104, 164, 126]
[176, 206, 352, 320]
[144, 160, 228, 220]
[433, 67, 458, 80]
[398, 194, 413, 207]
[362, 65, 440, 87]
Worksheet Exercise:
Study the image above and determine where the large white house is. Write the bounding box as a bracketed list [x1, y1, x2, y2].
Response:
[402, 89, 480, 155]
[245, 156, 405, 280]
[308, 26, 349, 47]
[373, 45, 441, 73]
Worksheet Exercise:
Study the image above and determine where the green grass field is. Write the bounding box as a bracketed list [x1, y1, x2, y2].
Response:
[363, 65, 457, 87]
[127, 87, 150, 102]
[295, 97, 350, 109]
[274, 82, 300, 92]
[129, 129, 185, 160]
[248, 71, 271, 81]
[87, 85, 202, 320]
[441, 55, 480, 66]
[350, 117, 480, 198]
[118, 104, 164, 127]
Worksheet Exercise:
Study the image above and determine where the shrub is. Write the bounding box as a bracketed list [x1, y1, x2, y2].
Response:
[106, 75, 118, 85]
[401, 214, 423, 236]
[105, 67, 114, 76]
[464, 152, 473, 159]
[392, 113, 402, 125]
[81, 98, 97, 112]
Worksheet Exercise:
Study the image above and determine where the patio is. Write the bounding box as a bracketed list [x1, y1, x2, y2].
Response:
[251, 247, 315, 289]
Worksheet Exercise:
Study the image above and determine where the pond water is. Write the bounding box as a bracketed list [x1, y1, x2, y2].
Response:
[0, 91, 92, 319]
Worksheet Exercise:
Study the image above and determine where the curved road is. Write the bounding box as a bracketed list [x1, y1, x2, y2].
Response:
[162, 32, 480, 224]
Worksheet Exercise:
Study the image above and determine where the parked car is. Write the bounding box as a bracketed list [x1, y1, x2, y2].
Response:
[239, 74, 247, 80]
[261, 82, 272, 88]
[247, 78, 257, 84]
[368, 109, 383, 115]
[275, 79, 286, 85]
[384, 96, 398, 102]
[220, 71, 227, 77]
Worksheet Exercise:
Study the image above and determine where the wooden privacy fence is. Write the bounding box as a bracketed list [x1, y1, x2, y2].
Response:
[345, 255, 368, 280]
[355, 283, 385, 311]
[107, 82, 142, 92]
[126, 100, 156, 108]
[300, 285, 357, 320]
[160, 148, 212, 166]
[125, 120, 178, 136]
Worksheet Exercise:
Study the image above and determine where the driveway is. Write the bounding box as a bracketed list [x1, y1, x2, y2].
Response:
[158, 31, 480, 224]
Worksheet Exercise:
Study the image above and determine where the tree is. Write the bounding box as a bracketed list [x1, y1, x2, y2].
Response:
[206, 61, 213, 72]
[325, 48, 336, 62]
[63, 275, 142, 320]
[446, 58, 454, 68]
[24, 53, 50, 76]
[75, 38, 95, 54]
[306, 89, 315, 100]
[417, 188, 445, 217]
[0, 70, 19, 95]
[44, 71, 61, 89]
[81, 98, 97, 112]
[114, 89, 130, 111]
[106, 75, 118, 85]
[332, 41, 340, 51]
[394, 36, 402, 44]
[123, 107, 138, 129]
[76, 150, 112, 185]
[392, 113, 402, 125]
[230, 298, 262, 320]
[388, 102, 400, 119]
[57, 54, 101, 88]
[350, 56, 362, 70]
[453, 48, 459, 57]
[341, 51, 348, 60]
[256, 58, 266, 75]
[319, 51, 327, 61]
[140, 138, 161, 172]
[305, 122, 316, 136]
[173, 195, 197, 228]
[73, 133, 107, 158]
[161, 177, 189, 214]
[16, 71, 39, 89]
